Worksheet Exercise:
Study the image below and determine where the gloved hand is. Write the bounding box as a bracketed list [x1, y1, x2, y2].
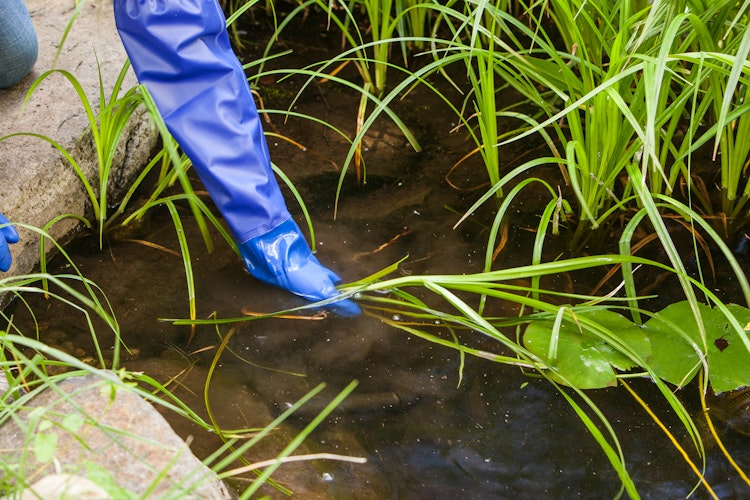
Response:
[240, 218, 361, 316]
[114, 0, 360, 315]
[0, 213, 19, 272]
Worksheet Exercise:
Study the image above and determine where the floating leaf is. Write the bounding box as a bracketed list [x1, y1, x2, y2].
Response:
[641, 302, 750, 393]
[524, 308, 651, 389]
[706, 304, 750, 393]
[640, 303, 704, 388]
[524, 302, 750, 393]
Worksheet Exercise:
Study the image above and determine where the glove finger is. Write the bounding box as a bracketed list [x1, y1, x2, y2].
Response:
[283, 268, 361, 316]
[0, 226, 19, 244]
[0, 239, 12, 272]
[325, 266, 342, 285]
[327, 297, 362, 317]
[0, 215, 19, 244]
[312, 278, 361, 317]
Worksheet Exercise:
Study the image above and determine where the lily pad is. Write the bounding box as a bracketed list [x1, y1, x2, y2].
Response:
[643, 302, 750, 393]
[524, 308, 651, 389]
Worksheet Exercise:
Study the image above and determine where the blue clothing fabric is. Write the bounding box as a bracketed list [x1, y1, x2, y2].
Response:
[113, 0, 290, 244]
[0, 0, 38, 88]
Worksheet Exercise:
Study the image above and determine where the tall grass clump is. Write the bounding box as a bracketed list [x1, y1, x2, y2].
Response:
[0, 62, 220, 324]
[298, 0, 438, 96]
[0, 61, 143, 248]
[250, 0, 427, 189]
[412, 1, 750, 253]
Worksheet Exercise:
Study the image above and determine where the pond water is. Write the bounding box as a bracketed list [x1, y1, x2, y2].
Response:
[5, 6, 750, 499]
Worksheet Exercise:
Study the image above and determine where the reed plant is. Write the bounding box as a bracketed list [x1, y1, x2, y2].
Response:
[1, 61, 143, 249]
[420, 1, 750, 251]
[395, 0, 435, 52]
[253, 38, 423, 207]
[459, 10, 504, 195]
[1, 63, 220, 321]
[674, 33, 750, 240]
[259, 0, 436, 97]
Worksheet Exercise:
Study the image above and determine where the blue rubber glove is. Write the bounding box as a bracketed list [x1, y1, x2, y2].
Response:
[114, 0, 360, 315]
[240, 218, 361, 316]
[0, 213, 19, 272]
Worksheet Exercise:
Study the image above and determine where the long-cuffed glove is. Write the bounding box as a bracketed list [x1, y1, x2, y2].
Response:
[240, 219, 361, 316]
[0, 213, 19, 272]
[114, 0, 359, 315]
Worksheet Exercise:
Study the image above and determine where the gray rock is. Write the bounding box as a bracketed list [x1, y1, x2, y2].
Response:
[0, 371, 231, 499]
[18, 474, 111, 499]
[0, 0, 157, 277]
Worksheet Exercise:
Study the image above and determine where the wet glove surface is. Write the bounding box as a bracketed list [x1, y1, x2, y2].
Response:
[239, 218, 361, 317]
[0, 213, 19, 272]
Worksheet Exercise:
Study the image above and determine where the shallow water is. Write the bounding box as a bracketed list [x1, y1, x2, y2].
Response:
[6, 7, 750, 498]
[6, 158, 750, 498]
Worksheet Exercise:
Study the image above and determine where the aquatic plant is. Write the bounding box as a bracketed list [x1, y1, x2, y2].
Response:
[0, 62, 220, 316]
[395, 0, 435, 52]
[524, 301, 750, 392]
[252, 0, 425, 190]
[284, 0, 435, 96]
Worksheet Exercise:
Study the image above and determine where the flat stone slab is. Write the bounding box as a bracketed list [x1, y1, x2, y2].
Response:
[0, 0, 156, 277]
[0, 371, 231, 499]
